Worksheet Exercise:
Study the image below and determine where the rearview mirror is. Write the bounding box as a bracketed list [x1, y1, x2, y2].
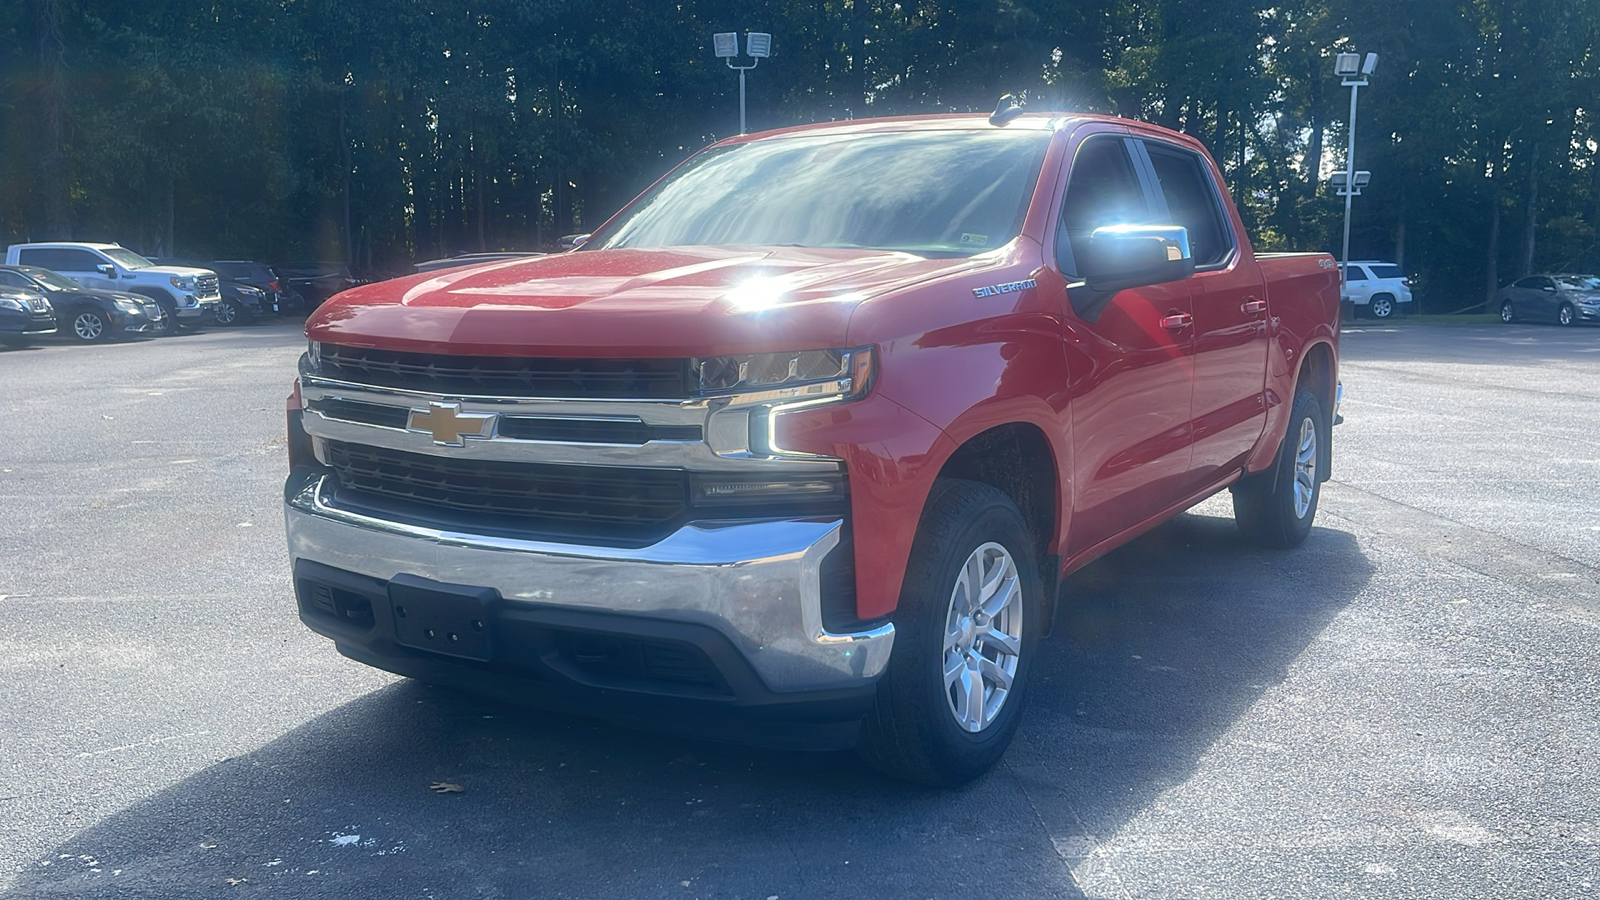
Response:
[1081, 225, 1194, 293]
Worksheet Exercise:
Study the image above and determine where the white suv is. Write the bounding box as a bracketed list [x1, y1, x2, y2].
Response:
[1341, 260, 1413, 319]
[3, 243, 221, 329]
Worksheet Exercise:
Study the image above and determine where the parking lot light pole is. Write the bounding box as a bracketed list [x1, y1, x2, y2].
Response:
[1333, 51, 1378, 297]
[713, 32, 771, 134]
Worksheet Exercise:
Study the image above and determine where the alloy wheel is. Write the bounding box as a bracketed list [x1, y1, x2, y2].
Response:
[1293, 415, 1317, 519]
[942, 541, 1024, 733]
[73, 312, 104, 341]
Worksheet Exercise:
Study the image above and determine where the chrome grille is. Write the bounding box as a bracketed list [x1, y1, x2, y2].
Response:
[197, 275, 220, 295]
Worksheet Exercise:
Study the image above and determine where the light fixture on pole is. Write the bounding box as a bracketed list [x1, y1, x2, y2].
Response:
[1331, 50, 1378, 304]
[713, 31, 771, 134]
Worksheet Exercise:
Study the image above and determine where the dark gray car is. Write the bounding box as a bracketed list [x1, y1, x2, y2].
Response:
[1497, 274, 1600, 326]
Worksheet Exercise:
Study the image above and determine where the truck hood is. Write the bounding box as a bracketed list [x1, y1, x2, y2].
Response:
[305, 245, 1008, 357]
[138, 265, 215, 280]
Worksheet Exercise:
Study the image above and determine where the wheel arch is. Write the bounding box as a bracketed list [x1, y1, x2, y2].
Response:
[126, 286, 178, 306]
[932, 421, 1062, 632]
[1293, 339, 1337, 479]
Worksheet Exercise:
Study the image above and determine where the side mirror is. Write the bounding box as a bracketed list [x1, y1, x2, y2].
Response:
[1080, 225, 1195, 293]
[96, 264, 116, 277]
[1543, 285, 1556, 292]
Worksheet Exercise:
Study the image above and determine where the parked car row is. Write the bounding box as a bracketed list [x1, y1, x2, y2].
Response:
[0, 242, 314, 347]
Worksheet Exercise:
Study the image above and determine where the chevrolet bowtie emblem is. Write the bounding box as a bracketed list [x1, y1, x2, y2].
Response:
[408, 402, 497, 446]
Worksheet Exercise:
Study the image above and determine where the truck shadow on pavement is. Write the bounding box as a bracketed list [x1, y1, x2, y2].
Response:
[8, 510, 1371, 899]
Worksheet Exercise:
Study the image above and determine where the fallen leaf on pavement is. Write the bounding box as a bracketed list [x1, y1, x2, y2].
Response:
[429, 782, 464, 794]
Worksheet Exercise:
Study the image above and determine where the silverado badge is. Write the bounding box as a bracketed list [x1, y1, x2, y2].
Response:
[972, 279, 1038, 298]
[408, 401, 497, 446]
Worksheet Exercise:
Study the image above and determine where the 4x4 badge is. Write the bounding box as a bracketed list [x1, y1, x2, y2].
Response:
[408, 401, 497, 446]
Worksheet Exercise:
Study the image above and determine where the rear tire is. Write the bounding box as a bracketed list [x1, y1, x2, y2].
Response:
[214, 299, 246, 326]
[1369, 294, 1395, 319]
[857, 480, 1041, 787]
[1232, 387, 1325, 548]
[1500, 301, 1516, 323]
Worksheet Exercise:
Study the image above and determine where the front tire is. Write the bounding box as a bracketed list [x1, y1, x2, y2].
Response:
[1559, 303, 1576, 327]
[857, 480, 1041, 786]
[1232, 387, 1325, 548]
[1501, 301, 1516, 323]
[70, 308, 112, 343]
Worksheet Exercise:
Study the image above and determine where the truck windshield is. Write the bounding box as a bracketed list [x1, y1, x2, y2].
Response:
[591, 129, 1052, 257]
[101, 248, 155, 270]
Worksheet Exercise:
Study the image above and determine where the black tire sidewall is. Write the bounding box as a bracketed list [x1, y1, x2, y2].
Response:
[1559, 303, 1575, 326]
[866, 481, 1042, 783]
[1370, 295, 1393, 318]
[1275, 389, 1324, 541]
[1501, 302, 1515, 323]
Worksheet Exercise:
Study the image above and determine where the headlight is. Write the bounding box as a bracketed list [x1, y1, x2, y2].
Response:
[693, 346, 876, 403]
[170, 276, 195, 289]
[114, 298, 142, 313]
[0, 296, 24, 311]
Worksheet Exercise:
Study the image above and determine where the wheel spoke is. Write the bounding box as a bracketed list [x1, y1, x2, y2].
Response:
[978, 655, 1013, 692]
[962, 665, 985, 730]
[977, 551, 1009, 605]
[944, 616, 964, 651]
[980, 625, 1021, 659]
[979, 574, 1018, 619]
[943, 650, 966, 690]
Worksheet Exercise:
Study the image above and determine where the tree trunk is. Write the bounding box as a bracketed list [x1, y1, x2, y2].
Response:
[340, 89, 353, 266]
[164, 173, 175, 255]
[853, 0, 868, 115]
[1519, 141, 1540, 278]
[35, 0, 71, 239]
[1485, 192, 1500, 310]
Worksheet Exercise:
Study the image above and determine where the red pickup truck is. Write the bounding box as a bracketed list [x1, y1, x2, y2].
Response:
[284, 112, 1340, 785]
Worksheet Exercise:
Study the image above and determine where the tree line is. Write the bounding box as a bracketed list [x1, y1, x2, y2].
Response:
[1, 0, 1595, 307]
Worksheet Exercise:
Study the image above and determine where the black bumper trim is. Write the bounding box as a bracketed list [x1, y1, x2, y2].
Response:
[293, 559, 878, 729]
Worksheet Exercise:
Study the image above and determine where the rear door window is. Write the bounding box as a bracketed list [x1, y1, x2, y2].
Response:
[1141, 141, 1233, 266]
[16, 248, 103, 272]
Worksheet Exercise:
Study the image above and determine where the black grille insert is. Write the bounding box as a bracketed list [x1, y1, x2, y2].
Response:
[324, 441, 688, 542]
[314, 345, 693, 399]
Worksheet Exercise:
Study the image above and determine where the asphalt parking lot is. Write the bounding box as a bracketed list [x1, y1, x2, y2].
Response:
[2, 320, 1598, 899]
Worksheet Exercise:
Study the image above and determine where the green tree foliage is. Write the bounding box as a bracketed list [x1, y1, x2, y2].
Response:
[0, 0, 1594, 304]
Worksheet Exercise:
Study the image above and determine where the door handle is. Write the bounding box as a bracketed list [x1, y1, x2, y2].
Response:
[1242, 299, 1267, 314]
[1159, 312, 1193, 331]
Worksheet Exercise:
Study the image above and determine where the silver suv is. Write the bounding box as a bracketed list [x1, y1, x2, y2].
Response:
[3, 243, 220, 330]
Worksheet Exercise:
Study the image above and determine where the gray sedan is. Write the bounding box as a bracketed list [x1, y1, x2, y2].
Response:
[1497, 274, 1600, 326]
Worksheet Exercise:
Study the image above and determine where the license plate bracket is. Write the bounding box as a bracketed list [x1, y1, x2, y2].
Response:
[388, 575, 500, 662]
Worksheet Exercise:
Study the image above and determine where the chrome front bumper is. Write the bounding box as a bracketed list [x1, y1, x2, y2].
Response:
[284, 474, 894, 694]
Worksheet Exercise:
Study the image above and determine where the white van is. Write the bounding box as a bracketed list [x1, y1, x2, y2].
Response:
[4, 243, 220, 329]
